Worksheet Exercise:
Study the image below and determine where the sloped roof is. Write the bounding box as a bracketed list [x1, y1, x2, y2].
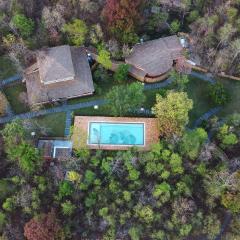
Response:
[38, 45, 75, 84]
[24, 46, 94, 105]
[125, 35, 183, 77]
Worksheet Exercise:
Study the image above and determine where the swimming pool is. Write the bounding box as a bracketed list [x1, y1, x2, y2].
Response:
[88, 122, 145, 146]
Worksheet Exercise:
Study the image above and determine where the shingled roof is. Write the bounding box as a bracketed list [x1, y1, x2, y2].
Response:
[24, 46, 94, 106]
[125, 35, 183, 77]
[38, 45, 75, 84]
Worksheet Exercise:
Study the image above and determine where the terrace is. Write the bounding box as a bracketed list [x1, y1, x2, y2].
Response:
[72, 116, 159, 150]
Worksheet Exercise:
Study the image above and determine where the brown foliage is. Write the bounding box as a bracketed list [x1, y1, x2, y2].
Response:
[102, 0, 142, 33]
[24, 210, 63, 240]
[0, 92, 7, 116]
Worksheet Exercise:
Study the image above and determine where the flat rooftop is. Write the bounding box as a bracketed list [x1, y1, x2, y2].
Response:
[72, 116, 159, 151]
[38, 139, 73, 160]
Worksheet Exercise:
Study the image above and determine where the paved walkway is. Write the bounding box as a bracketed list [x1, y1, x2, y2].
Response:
[0, 71, 221, 130]
[190, 71, 216, 84]
[144, 77, 173, 90]
[0, 99, 106, 124]
[64, 111, 73, 137]
[0, 74, 22, 88]
[193, 107, 222, 129]
[215, 212, 232, 240]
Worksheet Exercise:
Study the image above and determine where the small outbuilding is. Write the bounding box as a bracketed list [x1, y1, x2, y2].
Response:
[24, 45, 94, 106]
[38, 139, 73, 161]
[125, 35, 183, 79]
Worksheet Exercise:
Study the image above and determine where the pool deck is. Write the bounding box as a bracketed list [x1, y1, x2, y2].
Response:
[72, 116, 159, 151]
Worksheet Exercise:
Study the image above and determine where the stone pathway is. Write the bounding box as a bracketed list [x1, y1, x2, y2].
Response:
[144, 77, 173, 90]
[0, 71, 221, 131]
[193, 107, 222, 129]
[190, 71, 216, 84]
[0, 74, 22, 88]
[0, 99, 106, 124]
[215, 212, 232, 240]
[64, 111, 73, 137]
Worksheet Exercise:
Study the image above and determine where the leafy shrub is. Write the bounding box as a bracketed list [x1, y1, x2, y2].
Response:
[2, 197, 16, 212]
[113, 64, 130, 83]
[61, 200, 76, 216]
[208, 83, 230, 105]
[58, 181, 74, 199]
[62, 19, 88, 46]
[179, 128, 208, 160]
[170, 20, 180, 34]
[0, 212, 6, 231]
[217, 124, 238, 148]
[12, 14, 34, 38]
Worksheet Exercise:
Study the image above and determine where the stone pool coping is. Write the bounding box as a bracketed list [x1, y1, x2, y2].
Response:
[72, 116, 159, 151]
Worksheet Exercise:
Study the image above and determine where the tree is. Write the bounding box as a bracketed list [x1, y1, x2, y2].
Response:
[179, 128, 208, 160]
[170, 70, 189, 90]
[15, 143, 42, 175]
[61, 200, 76, 216]
[97, 49, 112, 69]
[24, 210, 63, 240]
[12, 14, 34, 38]
[221, 191, 240, 213]
[170, 19, 180, 34]
[146, 12, 169, 32]
[0, 212, 6, 231]
[152, 91, 193, 138]
[102, 0, 141, 43]
[203, 214, 221, 240]
[106, 82, 145, 116]
[57, 181, 74, 200]
[1, 120, 25, 160]
[2, 197, 16, 212]
[62, 19, 88, 46]
[217, 124, 238, 149]
[114, 64, 130, 83]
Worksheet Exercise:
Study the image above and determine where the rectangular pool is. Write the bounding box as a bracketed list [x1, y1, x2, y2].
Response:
[88, 122, 145, 146]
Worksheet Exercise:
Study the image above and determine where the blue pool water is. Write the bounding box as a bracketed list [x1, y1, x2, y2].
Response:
[89, 122, 145, 146]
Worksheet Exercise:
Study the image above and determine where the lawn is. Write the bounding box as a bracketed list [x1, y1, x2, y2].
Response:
[217, 77, 240, 117]
[72, 74, 216, 127]
[186, 76, 216, 127]
[3, 84, 30, 114]
[0, 56, 17, 80]
[33, 113, 66, 137]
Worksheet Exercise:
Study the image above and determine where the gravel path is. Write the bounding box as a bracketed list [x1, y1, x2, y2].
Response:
[0, 74, 22, 88]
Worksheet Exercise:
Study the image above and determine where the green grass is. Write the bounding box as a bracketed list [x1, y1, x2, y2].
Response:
[217, 77, 240, 117]
[67, 70, 135, 105]
[186, 76, 216, 127]
[3, 84, 30, 114]
[33, 113, 66, 137]
[0, 56, 17, 80]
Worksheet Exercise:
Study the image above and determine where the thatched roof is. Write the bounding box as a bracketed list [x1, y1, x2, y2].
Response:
[24, 46, 94, 106]
[38, 45, 75, 85]
[125, 35, 183, 77]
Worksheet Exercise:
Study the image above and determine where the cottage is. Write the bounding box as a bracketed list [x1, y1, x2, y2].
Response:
[24, 45, 94, 106]
[38, 139, 73, 161]
[125, 35, 183, 79]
